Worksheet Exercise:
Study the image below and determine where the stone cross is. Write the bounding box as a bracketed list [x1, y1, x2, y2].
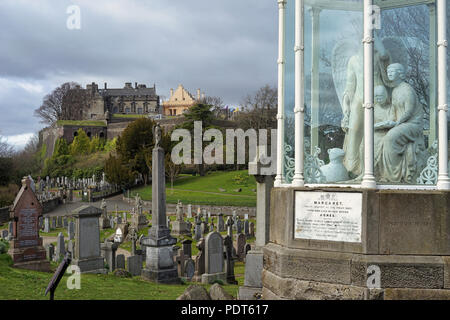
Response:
[129, 227, 138, 256]
[226, 216, 234, 238]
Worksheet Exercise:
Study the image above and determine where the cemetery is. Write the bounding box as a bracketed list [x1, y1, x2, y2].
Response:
[2, 0, 450, 303]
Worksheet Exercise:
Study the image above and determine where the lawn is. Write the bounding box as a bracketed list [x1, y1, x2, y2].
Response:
[56, 120, 106, 127]
[132, 170, 257, 207]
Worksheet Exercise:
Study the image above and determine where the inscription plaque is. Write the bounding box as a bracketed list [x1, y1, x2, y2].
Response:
[295, 191, 362, 243]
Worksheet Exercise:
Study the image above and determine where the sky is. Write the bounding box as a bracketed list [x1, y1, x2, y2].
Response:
[0, 0, 278, 149]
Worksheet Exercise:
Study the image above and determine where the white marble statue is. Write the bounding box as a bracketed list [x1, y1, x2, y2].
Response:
[332, 36, 408, 178]
[374, 63, 426, 183]
[320, 148, 349, 183]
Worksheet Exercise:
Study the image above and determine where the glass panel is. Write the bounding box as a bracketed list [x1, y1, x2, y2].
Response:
[375, 3, 435, 185]
[283, 0, 295, 183]
[303, 0, 363, 184]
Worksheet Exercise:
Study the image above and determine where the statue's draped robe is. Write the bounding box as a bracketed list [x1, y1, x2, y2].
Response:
[375, 82, 425, 183]
[342, 52, 390, 177]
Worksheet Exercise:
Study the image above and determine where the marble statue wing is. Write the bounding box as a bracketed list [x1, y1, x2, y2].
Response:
[331, 39, 359, 111]
[382, 37, 408, 68]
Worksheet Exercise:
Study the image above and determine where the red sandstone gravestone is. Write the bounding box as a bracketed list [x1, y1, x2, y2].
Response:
[8, 176, 51, 272]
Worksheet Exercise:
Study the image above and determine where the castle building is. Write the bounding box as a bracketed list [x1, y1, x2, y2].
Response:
[68, 82, 161, 120]
[162, 84, 204, 116]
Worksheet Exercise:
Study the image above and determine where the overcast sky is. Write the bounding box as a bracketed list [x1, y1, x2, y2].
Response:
[0, 0, 278, 148]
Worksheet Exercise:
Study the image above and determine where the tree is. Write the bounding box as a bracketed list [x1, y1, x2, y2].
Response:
[34, 82, 87, 125]
[70, 129, 90, 156]
[236, 85, 277, 131]
[164, 131, 184, 192]
[104, 155, 134, 188]
[179, 103, 216, 176]
[116, 118, 156, 185]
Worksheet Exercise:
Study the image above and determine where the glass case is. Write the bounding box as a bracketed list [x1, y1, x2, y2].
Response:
[279, 0, 448, 189]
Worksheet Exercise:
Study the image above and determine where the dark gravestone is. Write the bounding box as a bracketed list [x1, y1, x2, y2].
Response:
[8, 177, 50, 272]
[202, 232, 226, 284]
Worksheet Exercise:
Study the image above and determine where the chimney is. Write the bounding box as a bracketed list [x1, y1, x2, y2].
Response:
[170, 88, 174, 97]
[197, 89, 201, 100]
[104, 82, 107, 89]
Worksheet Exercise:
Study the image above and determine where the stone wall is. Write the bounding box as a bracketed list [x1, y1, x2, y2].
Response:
[0, 207, 9, 224]
[42, 198, 61, 214]
[62, 125, 107, 144]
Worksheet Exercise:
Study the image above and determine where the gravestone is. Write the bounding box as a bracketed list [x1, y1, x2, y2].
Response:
[185, 259, 195, 281]
[43, 217, 50, 233]
[218, 214, 225, 232]
[71, 205, 105, 273]
[194, 221, 202, 241]
[226, 216, 234, 238]
[114, 228, 123, 243]
[236, 219, 242, 234]
[101, 240, 119, 272]
[141, 124, 179, 284]
[51, 217, 57, 229]
[45, 244, 54, 261]
[235, 233, 246, 262]
[223, 235, 237, 284]
[249, 222, 255, 238]
[116, 254, 125, 269]
[193, 238, 205, 282]
[63, 217, 68, 228]
[202, 232, 226, 284]
[1, 230, 8, 239]
[131, 208, 148, 231]
[57, 216, 63, 228]
[67, 240, 74, 256]
[127, 255, 142, 276]
[54, 232, 65, 262]
[171, 202, 191, 237]
[68, 221, 75, 240]
[7, 176, 50, 272]
[187, 204, 192, 219]
[201, 221, 209, 235]
[244, 220, 250, 237]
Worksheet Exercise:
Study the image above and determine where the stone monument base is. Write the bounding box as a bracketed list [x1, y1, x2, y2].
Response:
[99, 217, 111, 229]
[72, 257, 106, 274]
[8, 244, 51, 272]
[171, 221, 192, 237]
[12, 259, 51, 272]
[263, 187, 450, 300]
[238, 286, 262, 300]
[142, 268, 180, 284]
[201, 272, 227, 284]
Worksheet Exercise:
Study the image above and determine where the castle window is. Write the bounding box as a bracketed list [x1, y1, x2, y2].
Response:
[137, 108, 143, 114]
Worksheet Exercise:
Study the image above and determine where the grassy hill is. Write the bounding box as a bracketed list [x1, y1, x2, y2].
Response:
[132, 170, 257, 207]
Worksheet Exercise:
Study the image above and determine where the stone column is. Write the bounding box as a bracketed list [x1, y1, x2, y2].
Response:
[239, 159, 275, 299]
[141, 127, 179, 284]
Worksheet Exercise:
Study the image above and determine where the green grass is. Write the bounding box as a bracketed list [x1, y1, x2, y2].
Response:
[56, 120, 106, 127]
[132, 170, 256, 207]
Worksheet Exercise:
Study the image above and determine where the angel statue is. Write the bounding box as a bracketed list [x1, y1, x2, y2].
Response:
[332, 36, 408, 178]
[154, 124, 162, 148]
[374, 63, 426, 183]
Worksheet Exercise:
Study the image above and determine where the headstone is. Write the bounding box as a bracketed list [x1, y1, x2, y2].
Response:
[193, 238, 205, 282]
[236, 219, 242, 234]
[68, 221, 75, 240]
[201, 232, 226, 284]
[45, 244, 54, 261]
[244, 220, 250, 237]
[194, 222, 202, 241]
[51, 217, 57, 229]
[127, 255, 142, 276]
[71, 205, 105, 273]
[101, 240, 119, 272]
[141, 124, 179, 284]
[54, 232, 65, 261]
[187, 204, 192, 219]
[184, 259, 195, 280]
[43, 217, 50, 233]
[250, 222, 255, 238]
[63, 217, 68, 228]
[114, 228, 123, 243]
[226, 216, 234, 238]
[235, 233, 246, 262]
[57, 216, 63, 228]
[122, 212, 127, 224]
[116, 254, 125, 269]
[1, 230, 8, 239]
[218, 214, 225, 232]
[223, 235, 237, 284]
[182, 239, 192, 258]
[67, 240, 74, 256]
[7, 176, 50, 271]
[171, 202, 191, 237]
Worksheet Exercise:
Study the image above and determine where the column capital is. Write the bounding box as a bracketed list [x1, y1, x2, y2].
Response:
[308, 7, 322, 17]
[277, 0, 286, 9]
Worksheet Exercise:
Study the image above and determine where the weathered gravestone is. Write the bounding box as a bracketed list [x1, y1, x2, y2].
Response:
[57, 216, 63, 228]
[187, 204, 192, 219]
[7, 176, 50, 271]
[193, 238, 205, 282]
[218, 214, 225, 232]
[43, 218, 50, 233]
[244, 220, 250, 237]
[171, 201, 191, 236]
[71, 205, 105, 273]
[100, 240, 119, 272]
[235, 233, 246, 262]
[68, 221, 75, 240]
[223, 235, 237, 284]
[127, 255, 142, 276]
[202, 232, 226, 284]
[249, 222, 255, 238]
[54, 232, 65, 262]
[116, 254, 125, 269]
[45, 243, 54, 261]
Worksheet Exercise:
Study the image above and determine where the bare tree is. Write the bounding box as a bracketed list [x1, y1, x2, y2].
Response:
[34, 82, 86, 125]
[236, 85, 278, 131]
[0, 134, 13, 157]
